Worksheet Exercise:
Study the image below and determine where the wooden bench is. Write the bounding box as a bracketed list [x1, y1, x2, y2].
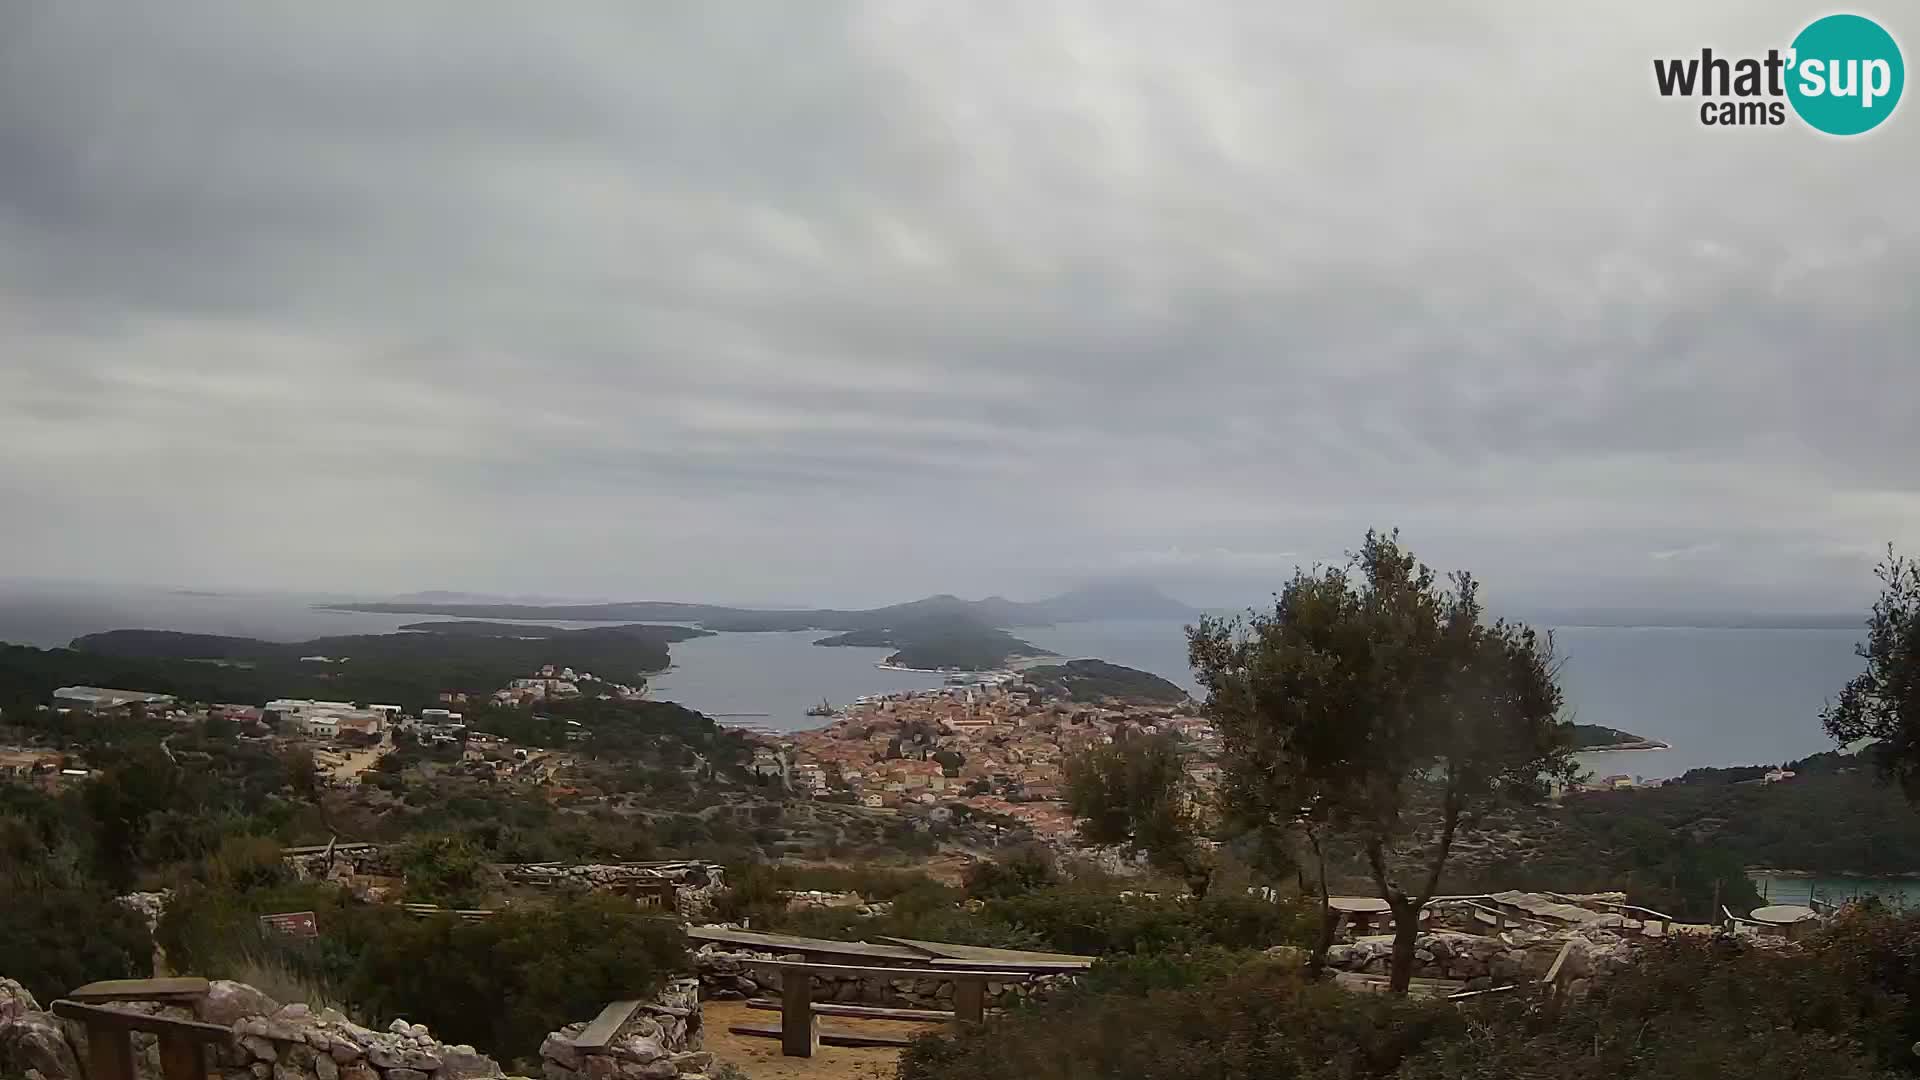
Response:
[728, 960, 1034, 1058]
[51, 999, 231, 1080]
[69, 978, 211, 1004]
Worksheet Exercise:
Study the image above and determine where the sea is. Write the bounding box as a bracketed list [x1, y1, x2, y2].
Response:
[5, 580, 1903, 900]
[0, 582, 1867, 775]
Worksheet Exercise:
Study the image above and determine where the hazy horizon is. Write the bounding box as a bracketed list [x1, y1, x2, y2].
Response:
[0, 574, 1873, 626]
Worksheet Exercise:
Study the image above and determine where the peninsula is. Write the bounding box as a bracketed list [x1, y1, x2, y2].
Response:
[1571, 723, 1671, 752]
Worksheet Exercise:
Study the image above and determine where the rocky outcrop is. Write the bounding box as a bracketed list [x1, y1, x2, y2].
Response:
[693, 944, 1069, 1010]
[0, 978, 83, 1080]
[539, 979, 706, 1080]
[0, 977, 507, 1080]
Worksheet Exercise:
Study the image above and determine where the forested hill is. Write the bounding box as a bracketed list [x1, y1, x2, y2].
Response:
[1, 623, 705, 712]
[1017, 660, 1189, 704]
[327, 582, 1197, 630]
[813, 615, 1054, 671]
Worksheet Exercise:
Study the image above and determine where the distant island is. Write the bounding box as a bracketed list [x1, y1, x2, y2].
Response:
[1016, 659, 1189, 705]
[813, 614, 1055, 672]
[394, 620, 712, 643]
[0, 622, 704, 712]
[1570, 723, 1670, 752]
[323, 582, 1199, 631]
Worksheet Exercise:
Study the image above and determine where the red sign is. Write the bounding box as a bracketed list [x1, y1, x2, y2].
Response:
[259, 911, 319, 938]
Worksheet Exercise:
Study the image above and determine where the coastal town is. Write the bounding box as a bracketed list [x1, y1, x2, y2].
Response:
[767, 678, 1218, 841]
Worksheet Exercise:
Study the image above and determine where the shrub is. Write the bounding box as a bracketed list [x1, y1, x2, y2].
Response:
[904, 909, 1920, 1080]
[162, 886, 684, 1065]
[899, 959, 1460, 1080]
[963, 846, 1060, 900]
[0, 875, 153, 1004]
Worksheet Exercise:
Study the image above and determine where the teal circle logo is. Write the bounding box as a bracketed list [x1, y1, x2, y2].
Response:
[1787, 14, 1904, 135]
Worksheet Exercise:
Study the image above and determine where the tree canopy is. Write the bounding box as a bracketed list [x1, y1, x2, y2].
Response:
[1823, 545, 1920, 798]
[1064, 733, 1213, 896]
[1188, 529, 1573, 991]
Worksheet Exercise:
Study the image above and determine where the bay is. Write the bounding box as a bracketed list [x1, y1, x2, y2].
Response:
[0, 585, 1871, 776]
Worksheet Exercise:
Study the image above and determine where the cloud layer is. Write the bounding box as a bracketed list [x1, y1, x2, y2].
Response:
[3, 1, 1915, 609]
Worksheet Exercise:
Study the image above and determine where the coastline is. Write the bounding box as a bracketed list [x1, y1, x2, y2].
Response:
[1577, 740, 1673, 754]
[1749, 868, 1920, 881]
[873, 660, 1029, 677]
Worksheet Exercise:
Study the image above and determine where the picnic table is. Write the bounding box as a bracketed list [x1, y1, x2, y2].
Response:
[1328, 897, 1393, 936]
[1750, 905, 1820, 941]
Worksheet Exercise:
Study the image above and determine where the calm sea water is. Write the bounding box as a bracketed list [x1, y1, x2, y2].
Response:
[0, 584, 1867, 775]
[1749, 872, 1920, 908]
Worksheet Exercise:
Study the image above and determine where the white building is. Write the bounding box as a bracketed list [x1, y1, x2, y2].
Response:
[266, 699, 356, 722]
[53, 686, 176, 710]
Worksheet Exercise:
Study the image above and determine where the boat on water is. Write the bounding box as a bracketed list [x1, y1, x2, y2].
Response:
[804, 698, 835, 717]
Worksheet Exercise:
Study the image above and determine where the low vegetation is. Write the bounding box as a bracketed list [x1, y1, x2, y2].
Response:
[902, 907, 1920, 1080]
[160, 883, 684, 1065]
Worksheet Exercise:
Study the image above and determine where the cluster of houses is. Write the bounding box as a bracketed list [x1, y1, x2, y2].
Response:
[771, 681, 1221, 840]
[491, 664, 644, 707]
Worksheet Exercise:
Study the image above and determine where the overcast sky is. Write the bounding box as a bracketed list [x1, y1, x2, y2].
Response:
[1, 2, 1914, 611]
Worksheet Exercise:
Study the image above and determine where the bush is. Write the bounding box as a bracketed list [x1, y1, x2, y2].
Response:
[348, 895, 686, 1062]
[0, 875, 154, 1004]
[899, 958, 1460, 1080]
[392, 834, 491, 907]
[963, 846, 1060, 900]
[903, 908, 1920, 1080]
[161, 887, 684, 1064]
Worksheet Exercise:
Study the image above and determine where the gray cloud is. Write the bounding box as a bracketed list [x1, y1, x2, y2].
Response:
[2, 0, 1915, 610]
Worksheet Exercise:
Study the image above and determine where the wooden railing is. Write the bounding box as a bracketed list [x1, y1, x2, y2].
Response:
[51, 979, 229, 1080]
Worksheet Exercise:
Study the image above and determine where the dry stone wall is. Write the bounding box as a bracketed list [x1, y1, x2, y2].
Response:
[538, 979, 708, 1080]
[281, 847, 723, 919]
[0, 977, 501, 1080]
[1318, 929, 1643, 994]
[1, 976, 715, 1080]
[496, 864, 724, 921]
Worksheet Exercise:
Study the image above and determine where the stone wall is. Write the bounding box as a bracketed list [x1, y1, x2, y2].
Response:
[538, 979, 708, 1080]
[281, 847, 723, 920]
[284, 844, 400, 884]
[0, 977, 502, 1080]
[2, 977, 715, 1080]
[693, 944, 1068, 1011]
[496, 864, 724, 921]
[1320, 929, 1642, 994]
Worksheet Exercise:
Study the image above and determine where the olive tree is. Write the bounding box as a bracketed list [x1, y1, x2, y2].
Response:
[1064, 733, 1214, 897]
[1188, 530, 1572, 993]
[1823, 546, 1920, 796]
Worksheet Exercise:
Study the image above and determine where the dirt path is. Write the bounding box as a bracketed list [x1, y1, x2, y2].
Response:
[701, 1001, 945, 1080]
[326, 734, 392, 782]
